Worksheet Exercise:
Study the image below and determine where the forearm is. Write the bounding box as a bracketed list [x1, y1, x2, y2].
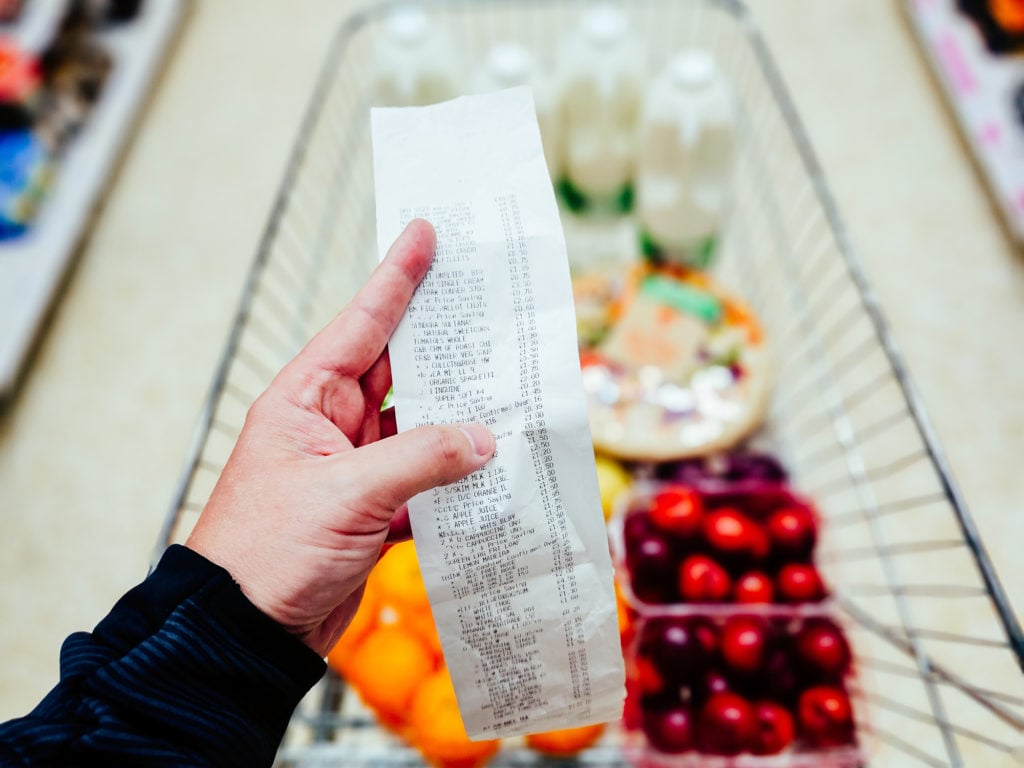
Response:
[0, 545, 325, 767]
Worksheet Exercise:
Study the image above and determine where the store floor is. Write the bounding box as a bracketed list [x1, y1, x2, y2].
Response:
[1, 0, 1021, 759]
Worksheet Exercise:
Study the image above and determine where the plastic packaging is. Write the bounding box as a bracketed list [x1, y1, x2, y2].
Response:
[372, 6, 461, 106]
[611, 480, 866, 767]
[636, 50, 736, 268]
[556, 5, 644, 212]
[476, 43, 561, 179]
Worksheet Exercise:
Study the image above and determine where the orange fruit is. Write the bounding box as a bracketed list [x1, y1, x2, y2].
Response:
[615, 582, 634, 638]
[326, 588, 381, 678]
[345, 624, 437, 726]
[374, 540, 431, 616]
[410, 667, 500, 768]
[403, 606, 444, 663]
[526, 722, 606, 756]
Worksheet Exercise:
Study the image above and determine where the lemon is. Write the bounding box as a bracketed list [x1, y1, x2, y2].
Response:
[594, 456, 631, 521]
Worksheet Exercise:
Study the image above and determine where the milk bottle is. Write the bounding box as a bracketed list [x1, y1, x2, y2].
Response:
[636, 50, 736, 268]
[373, 6, 461, 106]
[556, 6, 644, 212]
[476, 44, 561, 179]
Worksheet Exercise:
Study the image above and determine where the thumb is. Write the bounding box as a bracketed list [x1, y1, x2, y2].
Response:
[340, 423, 495, 514]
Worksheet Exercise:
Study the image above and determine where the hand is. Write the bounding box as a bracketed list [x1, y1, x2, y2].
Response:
[186, 220, 495, 657]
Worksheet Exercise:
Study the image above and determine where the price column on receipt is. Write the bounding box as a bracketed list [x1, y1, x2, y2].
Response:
[371, 87, 625, 740]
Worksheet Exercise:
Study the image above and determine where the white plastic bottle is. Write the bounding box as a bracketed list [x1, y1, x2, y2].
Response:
[373, 6, 462, 106]
[476, 44, 561, 180]
[636, 50, 736, 268]
[556, 6, 644, 211]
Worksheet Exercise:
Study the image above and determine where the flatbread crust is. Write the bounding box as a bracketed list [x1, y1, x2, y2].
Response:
[575, 266, 771, 461]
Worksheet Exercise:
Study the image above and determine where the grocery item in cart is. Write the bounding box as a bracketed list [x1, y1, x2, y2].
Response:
[611, 477, 825, 607]
[555, 5, 643, 212]
[636, 50, 736, 269]
[373, 6, 462, 106]
[613, 471, 862, 763]
[476, 43, 561, 179]
[626, 612, 859, 759]
[578, 265, 769, 461]
[524, 722, 607, 757]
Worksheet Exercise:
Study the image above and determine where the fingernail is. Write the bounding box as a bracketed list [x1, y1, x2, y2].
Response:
[459, 423, 495, 459]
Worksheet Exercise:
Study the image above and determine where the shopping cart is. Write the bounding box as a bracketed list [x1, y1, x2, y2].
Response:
[156, 1, 1024, 765]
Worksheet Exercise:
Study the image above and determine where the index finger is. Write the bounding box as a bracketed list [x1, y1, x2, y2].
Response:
[296, 219, 436, 378]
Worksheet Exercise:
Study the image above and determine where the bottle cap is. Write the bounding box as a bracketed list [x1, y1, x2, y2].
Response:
[388, 6, 429, 44]
[671, 50, 717, 88]
[487, 43, 532, 85]
[583, 6, 628, 47]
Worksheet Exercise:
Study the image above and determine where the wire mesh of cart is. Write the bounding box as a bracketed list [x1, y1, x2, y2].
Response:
[156, 1, 1024, 765]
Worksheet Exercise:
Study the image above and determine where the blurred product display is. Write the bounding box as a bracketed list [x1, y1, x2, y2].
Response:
[67, 0, 145, 25]
[0, 129, 50, 239]
[957, 0, 1024, 52]
[905, 0, 1024, 244]
[0, 0, 184, 399]
[636, 50, 736, 269]
[0, 40, 40, 130]
[37, 18, 114, 145]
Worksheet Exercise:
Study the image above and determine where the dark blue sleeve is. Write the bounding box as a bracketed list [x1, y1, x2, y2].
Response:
[0, 545, 326, 767]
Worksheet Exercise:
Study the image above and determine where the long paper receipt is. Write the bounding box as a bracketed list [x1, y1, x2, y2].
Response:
[372, 87, 625, 739]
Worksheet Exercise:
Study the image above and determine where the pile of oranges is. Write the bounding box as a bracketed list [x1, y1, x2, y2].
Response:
[327, 540, 607, 767]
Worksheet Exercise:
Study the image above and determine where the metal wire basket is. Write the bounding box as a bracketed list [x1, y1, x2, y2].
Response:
[157, 1, 1024, 765]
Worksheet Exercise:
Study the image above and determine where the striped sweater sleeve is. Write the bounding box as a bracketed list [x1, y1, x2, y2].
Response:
[0, 545, 326, 767]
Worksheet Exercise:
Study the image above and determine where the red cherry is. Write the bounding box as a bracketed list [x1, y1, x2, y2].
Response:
[626, 533, 677, 604]
[795, 619, 851, 677]
[688, 616, 720, 657]
[649, 485, 704, 539]
[623, 683, 642, 730]
[734, 571, 774, 604]
[697, 692, 756, 756]
[767, 506, 817, 560]
[623, 511, 657, 549]
[641, 706, 694, 753]
[632, 656, 665, 697]
[703, 508, 769, 565]
[776, 563, 827, 603]
[678, 555, 731, 602]
[798, 686, 855, 747]
[762, 647, 799, 705]
[750, 700, 795, 755]
[696, 669, 733, 704]
[639, 617, 709, 685]
[720, 616, 769, 674]
[749, 527, 771, 560]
